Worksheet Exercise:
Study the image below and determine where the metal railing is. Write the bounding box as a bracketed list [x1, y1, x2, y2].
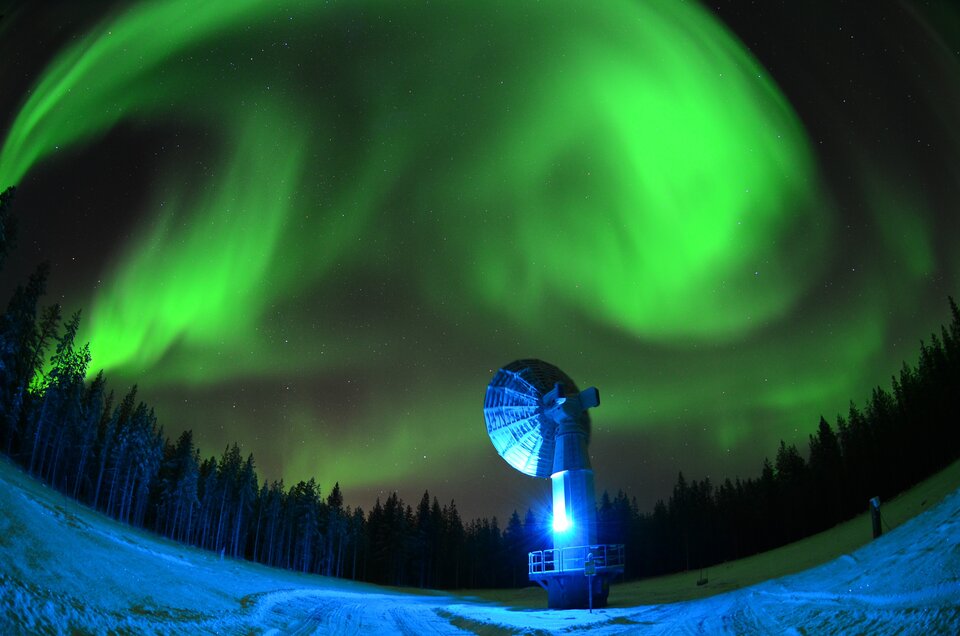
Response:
[528, 543, 625, 576]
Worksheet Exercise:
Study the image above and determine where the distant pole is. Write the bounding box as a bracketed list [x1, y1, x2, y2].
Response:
[869, 497, 882, 539]
[585, 553, 595, 613]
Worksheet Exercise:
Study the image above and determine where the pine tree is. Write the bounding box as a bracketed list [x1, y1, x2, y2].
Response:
[808, 416, 843, 529]
[70, 371, 105, 500]
[349, 505, 366, 580]
[232, 453, 257, 558]
[442, 500, 464, 588]
[522, 507, 540, 557]
[325, 482, 345, 577]
[503, 510, 525, 587]
[31, 310, 86, 478]
[415, 491, 432, 588]
[775, 441, 808, 541]
[0, 264, 49, 453]
[158, 430, 200, 542]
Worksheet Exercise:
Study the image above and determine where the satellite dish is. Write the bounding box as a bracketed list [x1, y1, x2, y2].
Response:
[483, 359, 594, 478]
[484, 358, 621, 610]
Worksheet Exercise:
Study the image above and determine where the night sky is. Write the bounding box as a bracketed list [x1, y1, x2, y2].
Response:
[1, 0, 959, 521]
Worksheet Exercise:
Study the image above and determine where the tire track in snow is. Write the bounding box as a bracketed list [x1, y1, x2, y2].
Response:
[248, 587, 470, 634]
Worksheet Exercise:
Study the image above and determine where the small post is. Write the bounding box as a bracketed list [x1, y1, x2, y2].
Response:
[584, 552, 595, 613]
[869, 496, 882, 539]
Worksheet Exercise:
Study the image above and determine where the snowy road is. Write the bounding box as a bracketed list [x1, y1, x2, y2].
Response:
[247, 589, 471, 635]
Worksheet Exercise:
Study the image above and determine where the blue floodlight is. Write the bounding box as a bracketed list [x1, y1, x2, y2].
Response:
[552, 512, 571, 533]
[552, 469, 573, 534]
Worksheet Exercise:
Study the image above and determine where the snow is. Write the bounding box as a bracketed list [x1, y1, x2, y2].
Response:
[1, 455, 959, 634]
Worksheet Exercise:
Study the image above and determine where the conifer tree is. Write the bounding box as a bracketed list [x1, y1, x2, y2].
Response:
[0, 263, 49, 452]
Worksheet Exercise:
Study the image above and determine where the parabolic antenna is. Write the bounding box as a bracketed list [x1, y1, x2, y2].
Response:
[484, 358, 622, 610]
[483, 359, 591, 478]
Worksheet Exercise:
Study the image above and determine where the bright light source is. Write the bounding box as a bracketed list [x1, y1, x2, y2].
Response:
[552, 469, 572, 533]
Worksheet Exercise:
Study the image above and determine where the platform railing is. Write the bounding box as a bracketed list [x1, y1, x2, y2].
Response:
[528, 543, 625, 576]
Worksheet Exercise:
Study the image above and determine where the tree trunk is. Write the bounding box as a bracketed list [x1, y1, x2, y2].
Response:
[28, 395, 51, 475]
[72, 445, 89, 499]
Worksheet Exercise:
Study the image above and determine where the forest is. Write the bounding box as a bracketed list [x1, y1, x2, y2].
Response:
[1, 186, 959, 589]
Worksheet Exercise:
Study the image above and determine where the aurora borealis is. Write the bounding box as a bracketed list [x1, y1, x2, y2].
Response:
[1, 0, 959, 519]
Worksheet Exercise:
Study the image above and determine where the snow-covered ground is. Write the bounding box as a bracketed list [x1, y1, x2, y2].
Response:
[1, 455, 958, 634]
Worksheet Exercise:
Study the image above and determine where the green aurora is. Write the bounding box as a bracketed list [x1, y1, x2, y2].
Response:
[1, 0, 958, 516]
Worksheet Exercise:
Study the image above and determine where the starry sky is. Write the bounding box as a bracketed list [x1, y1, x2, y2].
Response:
[1, 0, 959, 521]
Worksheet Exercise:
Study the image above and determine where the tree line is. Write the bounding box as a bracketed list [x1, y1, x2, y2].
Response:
[595, 299, 960, 578]
[0, 186, 528, 589]
[1, 186, 958, 589]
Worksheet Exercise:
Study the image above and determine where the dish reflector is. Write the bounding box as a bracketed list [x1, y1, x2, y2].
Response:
[484, 359, 589, 478]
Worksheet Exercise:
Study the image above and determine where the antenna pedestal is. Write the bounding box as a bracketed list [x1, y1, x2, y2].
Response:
[535, 387, 623, 609]
[528, 543, 625, 609]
